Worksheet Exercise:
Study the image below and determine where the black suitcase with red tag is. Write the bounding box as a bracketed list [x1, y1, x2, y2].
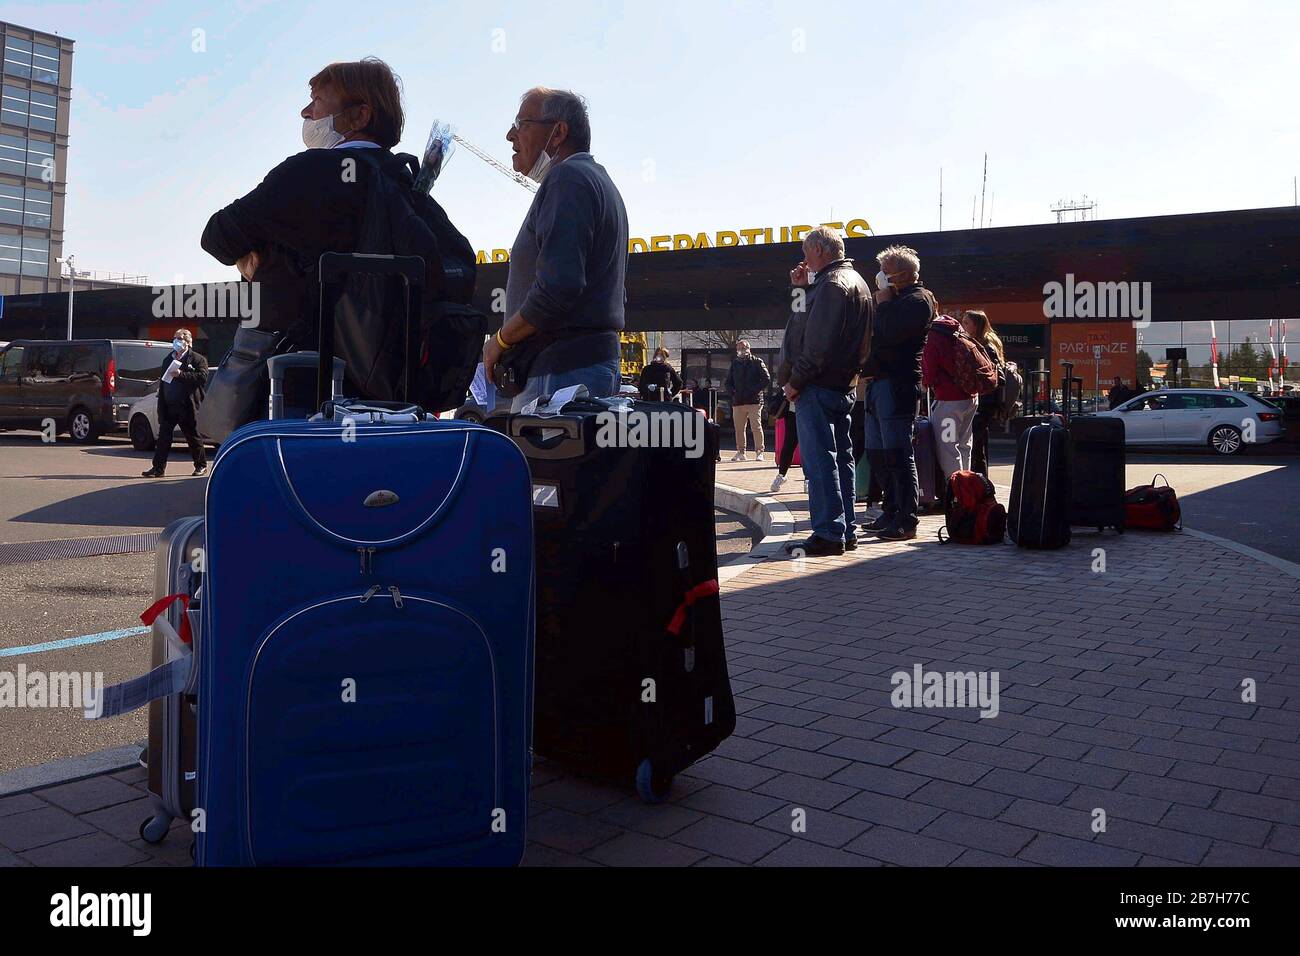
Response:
[488, 397, 735, 802]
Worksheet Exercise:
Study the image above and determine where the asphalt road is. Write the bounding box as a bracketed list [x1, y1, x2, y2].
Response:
[0, 429, 1292, 774]
[0, 430, 760, 773]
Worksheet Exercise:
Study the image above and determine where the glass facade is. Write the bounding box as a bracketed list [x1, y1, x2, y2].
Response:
[1, 84, 56, 131]
[3, 36, 58, 84]
[1136, 319, 1290, 389]
[0, 23, 68, 293]
[23, 184, 50, 227]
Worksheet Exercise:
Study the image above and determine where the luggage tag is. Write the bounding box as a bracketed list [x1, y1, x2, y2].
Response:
[84, 594, 195, 720]
[520, 384, 589, 417]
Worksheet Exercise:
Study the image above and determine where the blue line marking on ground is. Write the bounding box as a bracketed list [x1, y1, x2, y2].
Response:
[0, 626, 149, 658]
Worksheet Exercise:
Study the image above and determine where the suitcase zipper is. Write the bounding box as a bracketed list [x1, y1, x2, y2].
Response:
[388, 585, 403, 608]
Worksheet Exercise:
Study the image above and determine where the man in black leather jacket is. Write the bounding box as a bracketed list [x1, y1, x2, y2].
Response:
[779, 226, 872, 556]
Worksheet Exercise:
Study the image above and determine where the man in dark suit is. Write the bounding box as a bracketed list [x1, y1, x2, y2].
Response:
[142, 328, 209, 478]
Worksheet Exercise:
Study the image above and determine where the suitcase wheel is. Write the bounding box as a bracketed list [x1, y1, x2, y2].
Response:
[635, 758, 674, 804]
[139, 815, 171, 845]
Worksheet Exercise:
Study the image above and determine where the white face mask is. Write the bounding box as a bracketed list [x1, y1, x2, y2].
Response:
[526, 124, 560, 182]
[302, 113, 345, 149]
[875, 270, 892, 291]
[653, 355, 665, 364]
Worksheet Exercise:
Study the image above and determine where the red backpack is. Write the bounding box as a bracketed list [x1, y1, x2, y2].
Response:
[1124, 474, 1181, 531]
[939, 471, 1006, 545]
[933, 322, 999, 396]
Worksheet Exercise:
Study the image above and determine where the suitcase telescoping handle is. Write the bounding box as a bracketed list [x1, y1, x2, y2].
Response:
[316, 252, 425, 411]
[1060, 361, 1073, 424]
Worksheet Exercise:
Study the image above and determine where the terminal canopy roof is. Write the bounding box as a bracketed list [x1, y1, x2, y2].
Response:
[473, 205, 1300, 332]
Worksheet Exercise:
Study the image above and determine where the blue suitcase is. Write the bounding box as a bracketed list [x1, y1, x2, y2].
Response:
[196, 253, 535, 866]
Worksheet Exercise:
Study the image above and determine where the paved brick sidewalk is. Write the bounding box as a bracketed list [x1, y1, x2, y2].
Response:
[3, 457, 1298, 866]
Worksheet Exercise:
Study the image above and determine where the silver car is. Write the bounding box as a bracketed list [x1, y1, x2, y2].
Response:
[1092, 388, 1284, 455]
[127, 391, 219, 451]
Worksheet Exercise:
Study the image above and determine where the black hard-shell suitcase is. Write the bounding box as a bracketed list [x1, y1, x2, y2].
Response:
[1008, 421, 1072, 549]
[1068, 416, 1126, 533]
[138, 515, 205, 845]
[488, 397, 735, 802]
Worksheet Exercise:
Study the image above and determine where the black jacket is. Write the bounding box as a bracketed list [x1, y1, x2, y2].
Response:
[862, 281, 932, 385]
[726, 355, 772, 404]
[778, 259, 872, 393]
[639, 360, 683, 399]
[1108, 384, 1138, 409]
[201, 146, 475, 346]
[157, 349, 209, 418]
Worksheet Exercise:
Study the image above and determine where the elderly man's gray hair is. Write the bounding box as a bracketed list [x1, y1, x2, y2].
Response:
[175, 328, 193, 346]
[524, 87, 591, 152]
[876, 244, 921, 280]
[803, 225, 845, 261]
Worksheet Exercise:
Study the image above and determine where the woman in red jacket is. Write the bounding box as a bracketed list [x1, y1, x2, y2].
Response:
[921, 313, 979, 494]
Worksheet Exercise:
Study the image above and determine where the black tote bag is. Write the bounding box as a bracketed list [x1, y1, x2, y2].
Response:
[195, 326, 282, 443]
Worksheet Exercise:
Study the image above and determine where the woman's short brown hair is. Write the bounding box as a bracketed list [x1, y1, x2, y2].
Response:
[310, 57, 404, 148]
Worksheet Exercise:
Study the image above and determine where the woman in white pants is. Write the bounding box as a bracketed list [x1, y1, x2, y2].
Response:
[921, 314, 978, 494]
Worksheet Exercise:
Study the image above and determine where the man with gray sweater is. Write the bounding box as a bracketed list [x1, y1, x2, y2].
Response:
[482, 87, 629, 410]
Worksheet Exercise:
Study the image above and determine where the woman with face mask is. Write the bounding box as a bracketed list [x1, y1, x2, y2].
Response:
[200, 57, 477, 362]
[638, 347, 683, 401]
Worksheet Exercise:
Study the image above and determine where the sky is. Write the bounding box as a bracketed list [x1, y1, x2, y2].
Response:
[12, 0, 1300, 285]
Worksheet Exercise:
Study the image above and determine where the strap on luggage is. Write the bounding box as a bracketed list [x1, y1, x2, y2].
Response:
[666, 579, 720, 637]
[142, 593, 191, 646]
[316, 399, 430, 423]
[85, 594, 194, 720]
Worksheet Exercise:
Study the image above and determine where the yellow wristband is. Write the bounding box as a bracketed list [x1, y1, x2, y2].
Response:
[496, 330, 511, 350]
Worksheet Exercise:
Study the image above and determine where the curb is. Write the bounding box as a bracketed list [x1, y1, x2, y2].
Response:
[0, 741, 143, 798]
[1180, 527, 1300, 581]
[715, 481, 797, 585]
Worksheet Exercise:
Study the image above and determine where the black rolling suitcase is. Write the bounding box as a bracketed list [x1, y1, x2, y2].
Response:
[1008, 420, 1072, 549]
[488, 397, 735, 802]
[1069, 416, 1126, 532]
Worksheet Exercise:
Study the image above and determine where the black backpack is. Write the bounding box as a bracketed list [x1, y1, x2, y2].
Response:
[335, 151, 486, 412]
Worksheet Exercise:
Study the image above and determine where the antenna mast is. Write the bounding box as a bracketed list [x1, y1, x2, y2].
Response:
[452, 134, 538, 193]
[979, 153, 988, 228]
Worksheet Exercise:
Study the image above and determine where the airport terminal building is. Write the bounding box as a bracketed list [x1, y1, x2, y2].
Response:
[1, 205, 1297, 400]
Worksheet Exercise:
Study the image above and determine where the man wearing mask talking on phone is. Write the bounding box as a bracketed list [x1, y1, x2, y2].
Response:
[778, 227, 871, 556]
[483, 87, 629, 411]
[141, 329, 209, 478]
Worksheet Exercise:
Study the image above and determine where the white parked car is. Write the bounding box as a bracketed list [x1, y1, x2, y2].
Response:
[127, 392, 219, 451]
[1091, 388, 1284, 455]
